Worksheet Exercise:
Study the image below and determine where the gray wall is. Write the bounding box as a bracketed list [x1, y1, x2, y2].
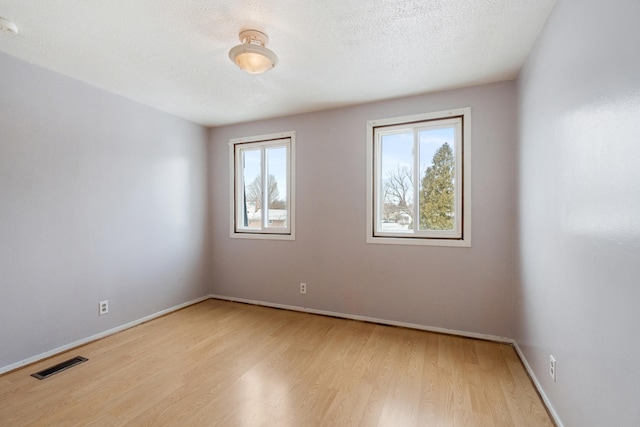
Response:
[515, 0, 640, 425]
[209, 81, 517, 338]
[0, 52, 211, 369]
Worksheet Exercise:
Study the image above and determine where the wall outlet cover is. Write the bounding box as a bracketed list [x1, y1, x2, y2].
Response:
[99, 300, 109, 316]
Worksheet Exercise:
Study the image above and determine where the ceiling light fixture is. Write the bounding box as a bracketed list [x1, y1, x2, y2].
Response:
[0, 17, 18, 34]
[229, 30, 278, 74]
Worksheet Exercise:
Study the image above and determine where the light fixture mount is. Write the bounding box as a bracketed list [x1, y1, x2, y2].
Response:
[239, 29, 269, 47]
[229, 29, 278, 74]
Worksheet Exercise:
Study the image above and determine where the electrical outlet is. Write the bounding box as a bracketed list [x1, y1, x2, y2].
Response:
[300, 283, 307, 294]
[99, 300, 109, 316]
[549, 355, 556, 382]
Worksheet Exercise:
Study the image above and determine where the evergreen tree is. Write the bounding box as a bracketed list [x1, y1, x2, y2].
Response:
[419, 143, 455, 230]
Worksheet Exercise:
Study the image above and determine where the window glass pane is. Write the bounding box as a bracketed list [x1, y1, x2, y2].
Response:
[241, 148, 262, 229]
[230, 132, 295, 239]
[418, 127, 456, 231]
[367, 110, 468, 245]
[265, 146, 288, 228]
[380, 132, 414, 232]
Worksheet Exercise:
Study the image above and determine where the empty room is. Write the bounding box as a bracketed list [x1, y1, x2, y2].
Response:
[1, 0, 638, 425]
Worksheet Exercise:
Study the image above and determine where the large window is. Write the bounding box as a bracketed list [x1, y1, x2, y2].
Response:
[229, 131, 295, 240]
[366, 108, 471, 246]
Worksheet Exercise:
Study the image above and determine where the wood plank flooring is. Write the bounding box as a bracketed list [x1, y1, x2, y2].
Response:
[0, 299, 554, 426]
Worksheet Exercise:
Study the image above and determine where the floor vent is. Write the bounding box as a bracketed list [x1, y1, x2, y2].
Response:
[31, 356, 88, 380]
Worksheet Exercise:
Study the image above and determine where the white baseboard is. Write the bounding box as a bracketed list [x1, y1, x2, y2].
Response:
[0, 295, 211, 376]
[210, 294, 513, 344]
[513, 342, 564, 427]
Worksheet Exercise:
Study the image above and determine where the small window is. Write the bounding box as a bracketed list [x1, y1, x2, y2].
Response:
[229, 131, 295, 240]
[366, 108, 471, 247]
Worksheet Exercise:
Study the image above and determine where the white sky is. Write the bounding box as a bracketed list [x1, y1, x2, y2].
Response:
[382, 127, 454, 170]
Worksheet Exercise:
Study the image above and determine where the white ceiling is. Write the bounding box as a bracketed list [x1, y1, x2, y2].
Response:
[0, 0, 556, 127]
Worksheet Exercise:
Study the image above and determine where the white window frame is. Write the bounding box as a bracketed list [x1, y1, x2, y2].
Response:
[229, 131, 295, 240]
[366, 108, 471, 247]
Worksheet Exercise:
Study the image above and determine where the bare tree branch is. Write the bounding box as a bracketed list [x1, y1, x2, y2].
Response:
[383, 165, 413, 222]
[246, 174, 282, 212]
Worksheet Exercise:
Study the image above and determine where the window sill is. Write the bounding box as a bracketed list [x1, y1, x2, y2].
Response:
[366, 235, 470, 247]
[230, 232, 295, 241]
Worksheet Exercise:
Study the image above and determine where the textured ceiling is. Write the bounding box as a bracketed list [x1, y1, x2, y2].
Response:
[0, 0, 556, 126]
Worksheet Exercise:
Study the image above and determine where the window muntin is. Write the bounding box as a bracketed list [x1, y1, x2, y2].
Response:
[367, 109, 470, 247]
[230, 132, 295, 240]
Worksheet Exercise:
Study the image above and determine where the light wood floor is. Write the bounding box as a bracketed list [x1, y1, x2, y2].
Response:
[0, 299, 554, 426]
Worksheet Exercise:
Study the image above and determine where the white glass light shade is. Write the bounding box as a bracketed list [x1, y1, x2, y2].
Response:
[229, 44, 278, 74]
[228, 30, 278, 74]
